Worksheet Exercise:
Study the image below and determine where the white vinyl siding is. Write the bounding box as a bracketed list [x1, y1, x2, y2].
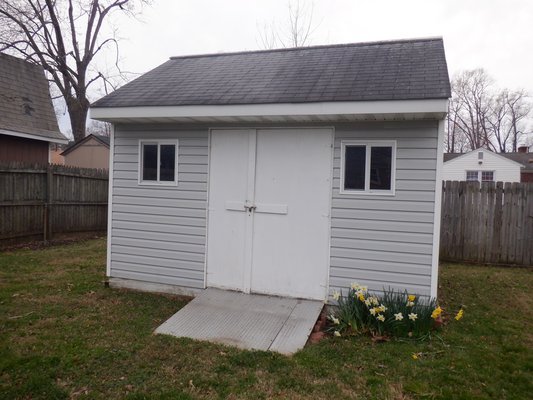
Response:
[330, 121, 438, 297]
[443, 150, 521, 182]
[110, 125, 208, 290]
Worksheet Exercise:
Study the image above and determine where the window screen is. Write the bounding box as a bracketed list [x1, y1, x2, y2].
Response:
[160, 144, 176, 181]
[142, 144, 158, 181]
[344, 146, 366, 190]
[370, 147, 392, 190]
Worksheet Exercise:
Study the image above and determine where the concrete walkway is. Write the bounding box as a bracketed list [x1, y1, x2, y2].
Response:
[155, 288, 323, 354]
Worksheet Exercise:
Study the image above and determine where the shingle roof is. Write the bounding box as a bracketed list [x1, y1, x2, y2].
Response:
[444, 152, 533, 171]
[60, 134, 110, 156]
[0, 53, 65, 142]
[92, 38, 450, 108]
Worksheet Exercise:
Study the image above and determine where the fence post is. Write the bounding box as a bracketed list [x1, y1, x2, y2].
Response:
[43, 165, 53, 241]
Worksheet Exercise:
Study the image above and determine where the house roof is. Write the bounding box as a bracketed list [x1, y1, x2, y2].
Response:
[92, 38, 451, 109]
[60, 134, 110, 156]
[0, 53, 67, 143]
[444, 151, 533, 171]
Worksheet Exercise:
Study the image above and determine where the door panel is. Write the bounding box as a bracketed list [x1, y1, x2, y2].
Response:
[206, 130, 252, 291]
[251, 129, 332, 300]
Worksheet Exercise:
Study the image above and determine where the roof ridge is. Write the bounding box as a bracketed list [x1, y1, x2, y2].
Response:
[169, 36, 443, 61]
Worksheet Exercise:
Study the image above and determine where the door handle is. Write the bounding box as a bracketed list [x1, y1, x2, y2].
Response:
[244, 204, 256, 212]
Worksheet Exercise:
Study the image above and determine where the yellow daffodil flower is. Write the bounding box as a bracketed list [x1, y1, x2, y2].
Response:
[455, 309, 464, 321]
[431, 306, 443, 319]
[334, 330, 341, 337]
[408, 294, 416, 302]
[408, 313, 418, 321]
[377, 314, 385, 322]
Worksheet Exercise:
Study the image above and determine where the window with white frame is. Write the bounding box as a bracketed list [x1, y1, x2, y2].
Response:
[340, 140, 396, 194]
[465, 170, 494, 182]
[466, 170, 479, 182]
[481, 171, 494, 182]
[139, 140, 178, 185]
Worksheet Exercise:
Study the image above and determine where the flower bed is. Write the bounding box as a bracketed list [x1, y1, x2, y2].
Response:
[328, 283, 463, 340]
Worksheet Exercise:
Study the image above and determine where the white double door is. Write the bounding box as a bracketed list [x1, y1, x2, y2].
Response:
[206, 128, 332, 300]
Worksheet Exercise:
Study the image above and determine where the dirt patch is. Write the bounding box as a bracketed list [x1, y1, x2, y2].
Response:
[0, 231, 106, 252]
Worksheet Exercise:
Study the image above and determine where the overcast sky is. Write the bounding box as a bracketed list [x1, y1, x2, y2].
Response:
[76, 0, 533, 132]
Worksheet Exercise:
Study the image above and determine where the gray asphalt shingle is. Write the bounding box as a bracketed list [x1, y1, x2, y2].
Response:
[0, 53, 64, 141]
[92, 38, 450, 108]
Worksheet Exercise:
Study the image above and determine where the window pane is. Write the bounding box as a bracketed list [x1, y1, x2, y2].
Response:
[142, 144, 158, 181]
[466, 171, 478, 181]
[481, 171, 494, 182]
[344, 146, 366, 190]
[160, 144, 176, 182]
[370, 147, 392, 190]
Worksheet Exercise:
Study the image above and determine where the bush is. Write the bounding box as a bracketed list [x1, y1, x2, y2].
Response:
[328, 283, 463, 339]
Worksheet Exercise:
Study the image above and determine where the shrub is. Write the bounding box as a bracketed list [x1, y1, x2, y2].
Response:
[328, 283, 463, 339]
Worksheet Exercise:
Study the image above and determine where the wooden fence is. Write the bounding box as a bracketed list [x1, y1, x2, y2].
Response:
[0, 162, 108, 243]
[440, 181, 533, 266]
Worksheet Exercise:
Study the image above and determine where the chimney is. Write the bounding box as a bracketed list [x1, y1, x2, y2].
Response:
[517, 146, 528, 153]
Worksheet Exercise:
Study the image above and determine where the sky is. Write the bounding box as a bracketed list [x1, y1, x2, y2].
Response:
[66, 0, 533, 134]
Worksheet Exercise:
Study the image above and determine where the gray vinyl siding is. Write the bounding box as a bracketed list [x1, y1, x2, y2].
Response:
[329, 121, 439, 297]
[110, 125, 208, 290]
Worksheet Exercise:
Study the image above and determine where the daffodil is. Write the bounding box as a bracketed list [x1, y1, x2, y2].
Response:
[364, 299, 372, 307]
[408, 313, 418, 321]
[369, 307, 377, 316]
[332, 317, 340, 325]
[406, 301, 415, 307]
[394, 312, 404, 321]
[378, 304, 387, 313]
[408, 294, 416, 302]
[411, 353, 419, 360]
[455, 309, 464, 321]
[358, 293, 365, 302]
[332, 290, 341, 301]
[371, 297, 379, 306]
[376, 314, 385, 322]
[431, 306, 443, 319]
[361, 286, 368, 292]
[334, 330, 341, 337]
[350, 282, 360, 290]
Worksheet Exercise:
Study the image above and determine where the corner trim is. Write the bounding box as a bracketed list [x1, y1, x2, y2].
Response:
[430, 119, 445, 299]
[106, 125, 115, 277]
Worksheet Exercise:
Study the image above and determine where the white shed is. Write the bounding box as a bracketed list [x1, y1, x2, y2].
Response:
[443, 149, 524, 182]
[90, 38, 450, 301]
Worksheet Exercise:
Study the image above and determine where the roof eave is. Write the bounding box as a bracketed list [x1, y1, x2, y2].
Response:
[0, 128, 68, 144]
[90, 99, 449, 124]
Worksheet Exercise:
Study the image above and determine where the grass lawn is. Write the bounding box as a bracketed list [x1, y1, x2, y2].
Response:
[1, 238, 532, 399]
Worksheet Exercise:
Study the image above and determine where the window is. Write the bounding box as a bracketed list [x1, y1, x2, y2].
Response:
[465, 170, 494, 182]
[481, 171, 494, 182]
[139, 140, 178, 185]
[341, 141, 396, 195]
[466, 170, 479, 182]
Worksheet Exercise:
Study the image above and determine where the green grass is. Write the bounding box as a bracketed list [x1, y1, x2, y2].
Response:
[1, 238, 532, 399]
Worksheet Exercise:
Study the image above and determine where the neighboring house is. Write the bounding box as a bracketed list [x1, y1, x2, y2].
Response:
[90, 38, 451, 300]
[505, 147, 533, 182]
[61, 134, 110, 169]
[443, 148, 528, 183]
[0, 53, 67, 163]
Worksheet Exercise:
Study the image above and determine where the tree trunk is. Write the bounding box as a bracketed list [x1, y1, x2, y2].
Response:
[67, 97, 90, 142]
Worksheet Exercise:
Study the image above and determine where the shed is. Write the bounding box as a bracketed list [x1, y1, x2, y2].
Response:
[61, 134, 110, 169]
[443, 149, 525, 183]
[90, 38, 451, 300]
[0, 53, 67, 163]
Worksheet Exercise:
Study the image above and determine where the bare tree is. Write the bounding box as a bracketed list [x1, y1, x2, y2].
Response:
[447, 69, 532, 153]
[0, 0, 147, 142]
[449, 69, 494, 151]
[86, 119, 111, 136]
[257, 0, 318, 49]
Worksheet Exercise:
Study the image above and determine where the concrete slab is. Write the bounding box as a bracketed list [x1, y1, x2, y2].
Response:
[155, 288, 323, 354]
